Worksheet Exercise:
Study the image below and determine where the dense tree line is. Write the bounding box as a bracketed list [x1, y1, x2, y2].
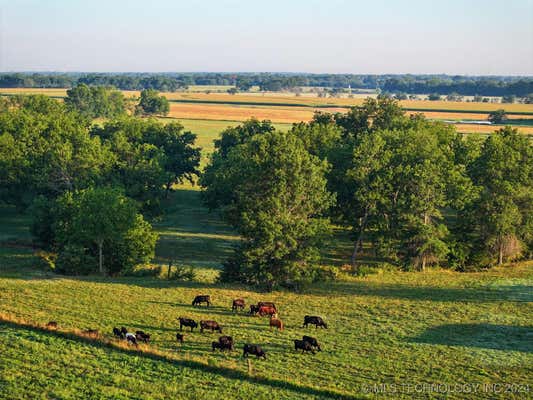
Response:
[382, 77, 533, 97]
[201, 98, 532, 289]
[0, 95, 200, 275]
[1, 73, 531, 96]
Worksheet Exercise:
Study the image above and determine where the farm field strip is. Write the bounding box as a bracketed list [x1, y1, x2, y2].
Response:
[2, 88, 533, 114]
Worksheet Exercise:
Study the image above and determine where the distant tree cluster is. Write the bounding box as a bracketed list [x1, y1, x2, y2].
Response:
[1, 72, 531, 96]
[0, 95, 201, 275]
[65, 84, 127, 119]
[201, 98, 532, 289]
[135, 89, 170, 116]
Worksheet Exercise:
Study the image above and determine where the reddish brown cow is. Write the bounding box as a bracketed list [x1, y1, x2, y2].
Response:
[269, 316, 284, 331]
[258, 306, 277, 317]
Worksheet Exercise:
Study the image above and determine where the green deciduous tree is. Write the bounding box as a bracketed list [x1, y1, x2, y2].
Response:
[136, 89, 170, 116]
[459, 127, 532, 265]
[488, 109, 507, 124]
[65, 84, 127, 119]
[52, 188, 157, 275]
[201, 129, 334, 289]
[0, 100, 110, 206]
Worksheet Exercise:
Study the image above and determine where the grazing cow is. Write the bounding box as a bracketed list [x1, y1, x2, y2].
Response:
[212, 340, 232, 352]
[46, 321, 57, 329]
[294, 339, 315, 354]
[135, 331, 150, 343]
[302, 335, 321, 351]
[243, 344, 266, 359]
[249, 305, 260, 315]
[258, 305, 277, 317]
[125, 332, 138, 347]
[178, 317, 198, 332]
[302, 315, 328, 329]
[120, 327, 128, 336]
[218, 335, 234, 350]
[84, 329, 99, 338]
[258, 302, 276, 310]
[200, 320, 222, 333]
[192, 295, 211, 307]
[113, 327, 124, 339]
[176, 333, 184, 344]
[232, 298, 245, 312]
[269, 316, 284, 331]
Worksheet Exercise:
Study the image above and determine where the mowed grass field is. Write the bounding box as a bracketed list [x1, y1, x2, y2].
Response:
[1, 180, 532, 399]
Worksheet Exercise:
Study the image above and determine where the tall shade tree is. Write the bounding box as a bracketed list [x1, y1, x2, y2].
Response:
[91, 118, 200, 211]
[0, 98, 110, 206]
[54, 188, 157, 275]
[462, 127, 532, 265]
[201, 130, 334, 289]
[319, 98, 474, 270]
[136, 89, 170, 116]
[65, 84, 127, 119]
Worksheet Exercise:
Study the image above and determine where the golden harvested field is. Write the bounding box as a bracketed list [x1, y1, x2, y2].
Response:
[160, 92, 533, 113]
[405, 111, 533, 120]
[0, 88, 68, 97]
[455, 123, 533, 135]
[168, 103, 324, 124]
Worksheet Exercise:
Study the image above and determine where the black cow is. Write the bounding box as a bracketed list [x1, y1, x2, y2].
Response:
[200, 320, 222, 333]
[113, 327, 124, 339]
[192, 295, 211, 307]
[176, 333, 184, 344]
[302, 315, 328, 329]
[135, 331, 150, 343]
[294, 339, 315, 354]
[232, 298, 245, 312]
[302, 335, 321, 351]
[249, 305, 260, 315]
[212, 340, 232, 352]
[120, 327, 128, 336]
[243, 344, 266, 359]
[178, 317, 198, 332]
[218, 335, 234, 350]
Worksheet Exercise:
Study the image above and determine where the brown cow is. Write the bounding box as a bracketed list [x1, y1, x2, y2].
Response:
[258, 305, 277, 317]
[258, 302, 276, 310]
[176, 333, 184, 344]
[200, 320, 222, 333]
[232, 298, 245, 312]
[269, 316, 284, 331]
[46, 321, 58, 329]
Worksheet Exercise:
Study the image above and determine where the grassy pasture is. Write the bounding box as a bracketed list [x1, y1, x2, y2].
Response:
[1, 182, 532, 399]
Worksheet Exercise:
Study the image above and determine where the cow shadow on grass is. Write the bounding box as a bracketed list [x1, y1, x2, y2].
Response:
[0, 320, 357, 400]
[410, 324, 533, 353]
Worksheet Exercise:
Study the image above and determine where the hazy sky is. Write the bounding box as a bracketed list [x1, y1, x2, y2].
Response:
[1, 0, 532, 74]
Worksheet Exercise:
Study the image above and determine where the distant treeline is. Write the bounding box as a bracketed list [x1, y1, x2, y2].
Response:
[0, 72, 531, 96]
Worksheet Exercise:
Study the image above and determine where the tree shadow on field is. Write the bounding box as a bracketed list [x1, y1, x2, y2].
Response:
[307, 281, 533, 303]
[410, 324, 533, 353]
[0, 319, 357, 400]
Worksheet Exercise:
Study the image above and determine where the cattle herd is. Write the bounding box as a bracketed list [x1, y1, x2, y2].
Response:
[47, 294, 328, 360]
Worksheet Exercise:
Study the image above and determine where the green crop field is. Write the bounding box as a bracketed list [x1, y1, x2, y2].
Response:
[1, 185, 532, 399]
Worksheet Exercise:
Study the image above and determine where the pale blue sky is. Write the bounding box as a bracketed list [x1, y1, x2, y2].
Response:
[1, 0, 532, 74]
